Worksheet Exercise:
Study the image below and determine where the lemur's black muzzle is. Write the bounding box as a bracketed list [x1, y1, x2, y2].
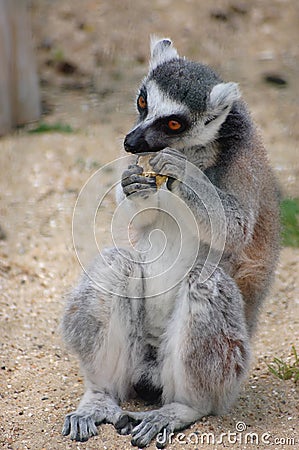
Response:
[124, 127, 150, 154]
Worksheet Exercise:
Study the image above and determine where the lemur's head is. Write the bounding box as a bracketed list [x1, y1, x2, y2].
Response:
[124, 37, 240, 154]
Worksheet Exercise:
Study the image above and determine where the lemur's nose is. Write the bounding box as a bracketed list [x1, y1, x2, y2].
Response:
[124, 128, 150, 154]
[123, 134, 135, 153]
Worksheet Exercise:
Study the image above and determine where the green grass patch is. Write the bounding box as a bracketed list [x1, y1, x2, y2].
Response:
[280, 198, 299, 247]
[268, 346, 299, 382]
[28, 122, 75, 134]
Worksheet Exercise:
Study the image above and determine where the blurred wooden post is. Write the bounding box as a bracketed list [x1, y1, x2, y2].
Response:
[0, 0, 40, 135]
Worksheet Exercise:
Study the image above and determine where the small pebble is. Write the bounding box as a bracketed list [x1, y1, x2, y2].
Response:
[263, 73, 288, 87]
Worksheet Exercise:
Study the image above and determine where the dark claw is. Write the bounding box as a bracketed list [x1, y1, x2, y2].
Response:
[76, 435, 88, 442]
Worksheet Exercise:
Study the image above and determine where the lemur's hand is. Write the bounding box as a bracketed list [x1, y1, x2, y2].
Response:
[149, 148, 186, 187]
[121, 164, 157, 198]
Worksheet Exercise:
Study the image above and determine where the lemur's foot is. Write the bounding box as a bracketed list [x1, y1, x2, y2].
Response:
[62, 412, 100, 441]
[115, 410, 175, 448]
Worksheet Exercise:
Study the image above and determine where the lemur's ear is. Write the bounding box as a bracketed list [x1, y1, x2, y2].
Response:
[150, 36, 179, 70]
[209, 82, 240, 113]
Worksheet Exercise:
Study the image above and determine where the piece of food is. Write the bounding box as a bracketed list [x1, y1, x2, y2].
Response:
[138, 154, 167, 188]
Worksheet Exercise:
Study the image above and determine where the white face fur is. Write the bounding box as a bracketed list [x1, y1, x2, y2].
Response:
[143, 80, 188, 123]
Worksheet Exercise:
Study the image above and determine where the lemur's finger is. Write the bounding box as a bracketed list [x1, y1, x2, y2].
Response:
[121, 174, 156, 188]
[123, 183, 157, 197]
[62, 414, 71, 436]
[122, 165, 143, 181]
[128, 164, 143, 172]
[150, 157, 185, 180]
[150, 147, 185, 166]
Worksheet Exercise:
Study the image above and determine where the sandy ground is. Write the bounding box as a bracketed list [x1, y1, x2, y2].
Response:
[0, 0, 299, 449]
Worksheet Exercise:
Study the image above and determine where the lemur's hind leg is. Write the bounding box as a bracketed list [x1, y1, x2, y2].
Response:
[61, 248, 144, 441]
[116, 265, 251, 448]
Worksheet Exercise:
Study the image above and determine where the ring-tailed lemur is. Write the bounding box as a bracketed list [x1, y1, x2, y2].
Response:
[62, 38, 280, 448]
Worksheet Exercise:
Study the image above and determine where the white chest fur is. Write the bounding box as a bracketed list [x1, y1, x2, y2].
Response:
[133, 189, 199, 344]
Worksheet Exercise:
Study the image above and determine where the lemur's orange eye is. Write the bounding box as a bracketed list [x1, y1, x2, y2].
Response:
[138, 95, 147, 109]
[168, 120, 181, 131]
